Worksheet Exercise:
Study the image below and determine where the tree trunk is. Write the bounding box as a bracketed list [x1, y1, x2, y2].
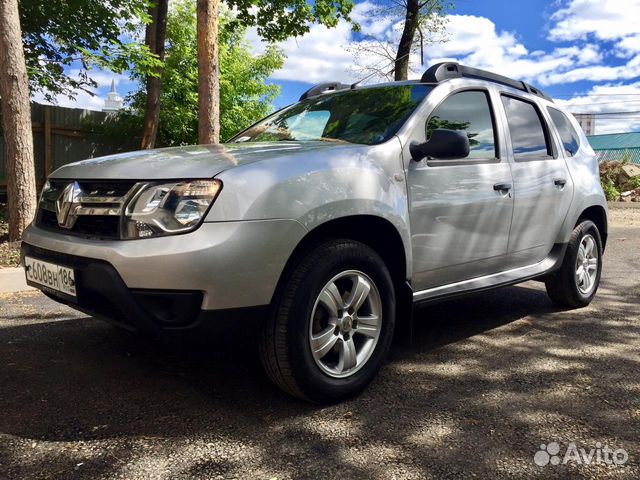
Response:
[394, 0, 421, 81]
[0, 0, 37, 241]
[140, 0, 169, 149]
[197, 0, 220, 144]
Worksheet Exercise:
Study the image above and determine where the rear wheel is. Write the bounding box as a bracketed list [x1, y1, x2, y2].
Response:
[259, 239, 395, 403]
[545, 220, 602, 308]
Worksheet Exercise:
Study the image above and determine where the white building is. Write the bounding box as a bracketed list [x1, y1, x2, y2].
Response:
[102, 79, 123, 112]
[573, 113, 595, 135]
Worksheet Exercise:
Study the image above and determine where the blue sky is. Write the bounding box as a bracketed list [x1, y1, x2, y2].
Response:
[34, 0, 640, 134]
[272, 0, 573, 107]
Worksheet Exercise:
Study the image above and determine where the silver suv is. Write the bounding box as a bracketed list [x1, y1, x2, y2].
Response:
[22, 63, 608, 403]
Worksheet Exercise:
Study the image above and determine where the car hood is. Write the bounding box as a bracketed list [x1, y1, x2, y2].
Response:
[50, 141, 362, 180]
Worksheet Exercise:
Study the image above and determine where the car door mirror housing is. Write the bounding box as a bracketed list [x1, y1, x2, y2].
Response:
[410, 129, 470, 161]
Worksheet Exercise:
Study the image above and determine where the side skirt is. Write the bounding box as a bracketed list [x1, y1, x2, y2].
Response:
[411, 243, 567, 307]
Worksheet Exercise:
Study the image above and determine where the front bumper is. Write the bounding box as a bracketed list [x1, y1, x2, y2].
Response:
[21, 219, 307, 330]
[22, 243, 205, 331]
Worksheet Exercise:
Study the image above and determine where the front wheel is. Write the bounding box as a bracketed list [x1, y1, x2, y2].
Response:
[545, 220, 603, 308]
[259, 239, 395, 403]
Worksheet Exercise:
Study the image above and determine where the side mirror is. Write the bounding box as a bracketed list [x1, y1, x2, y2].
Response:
[410, 128, 470, 161]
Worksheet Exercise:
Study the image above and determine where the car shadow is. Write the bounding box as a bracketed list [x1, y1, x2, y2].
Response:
[0, 279, 638, 479]
[399, 281, 560, 356]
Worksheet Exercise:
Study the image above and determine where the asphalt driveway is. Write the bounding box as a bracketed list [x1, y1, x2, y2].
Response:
[0, 218, 638, 479]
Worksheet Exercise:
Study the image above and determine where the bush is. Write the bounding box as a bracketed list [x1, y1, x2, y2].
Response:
[599, 161, 622, 200]
[602, 178, 621, 201]
[599, 159, 640, 200]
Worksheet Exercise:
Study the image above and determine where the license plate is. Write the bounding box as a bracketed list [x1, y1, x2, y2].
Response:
[24, 256, 76, 298]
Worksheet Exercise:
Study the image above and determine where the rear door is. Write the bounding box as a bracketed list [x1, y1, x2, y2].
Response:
[497, 94, 574, 266]
[406, 87, 514, 290]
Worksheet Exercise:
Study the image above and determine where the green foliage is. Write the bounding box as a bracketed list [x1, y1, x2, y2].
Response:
[629, 176, 640, 189]
[602, 178, 621, 201]
[599, 157, 640, 200]
[228, 0, 357, 40]
[95, 1, 285, 148]
[599, 161, 623, 200]
[620, 151, 633, 165]
[20, 0, 161, 101]
[19, 0, 355, 102]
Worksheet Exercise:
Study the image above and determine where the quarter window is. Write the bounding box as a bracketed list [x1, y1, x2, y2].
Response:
[501, 95, 553, 160]
[427, 90, 497, 160]
[548, 107, 580, 156]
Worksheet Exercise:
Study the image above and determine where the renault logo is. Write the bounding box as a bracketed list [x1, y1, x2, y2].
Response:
[56, 182, 82, 228]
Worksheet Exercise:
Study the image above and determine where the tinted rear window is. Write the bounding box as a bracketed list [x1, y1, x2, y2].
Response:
[501, 95, 553, 160]
[548, 107, 580, 156]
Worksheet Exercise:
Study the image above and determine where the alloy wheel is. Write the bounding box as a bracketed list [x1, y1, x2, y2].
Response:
[575, 233, 599, 295]
[309, 270, 382, 378]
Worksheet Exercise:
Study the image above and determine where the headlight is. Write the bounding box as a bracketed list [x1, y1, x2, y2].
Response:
[122, 180, 222, 238]
[40, 180, 51, 201]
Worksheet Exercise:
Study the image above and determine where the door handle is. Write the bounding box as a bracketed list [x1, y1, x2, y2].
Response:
[554, 178, 567, 187]
[493, 182, 512, 192]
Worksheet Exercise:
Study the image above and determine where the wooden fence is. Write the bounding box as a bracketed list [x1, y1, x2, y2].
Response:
[0, 103, 117, 192]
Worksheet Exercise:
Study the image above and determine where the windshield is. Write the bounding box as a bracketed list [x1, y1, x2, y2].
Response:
[231, 84, 433, 146]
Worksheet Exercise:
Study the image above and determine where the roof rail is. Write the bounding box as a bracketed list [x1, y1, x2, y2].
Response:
[421, 62, 553, 102]
[299, 82, 351, 101]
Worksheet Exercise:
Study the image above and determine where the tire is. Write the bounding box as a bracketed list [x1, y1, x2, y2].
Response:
[545, 220, 603, 308]
[259, 239, 396, 403]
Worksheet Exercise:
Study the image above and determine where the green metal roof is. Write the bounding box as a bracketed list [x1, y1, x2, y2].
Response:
[587, 132, 640, 150]
[587, 132, 640, 164]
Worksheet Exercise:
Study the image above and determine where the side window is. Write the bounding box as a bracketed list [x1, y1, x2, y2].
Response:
[548, 107, 580, 156]
[427, 90, 497, 160]
[501, 95, 553, 160]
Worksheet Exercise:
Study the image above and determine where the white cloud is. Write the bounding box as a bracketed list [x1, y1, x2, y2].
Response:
[547, 0, 640, 89]
[402, 16, 606, 85]
[264, 21, 360, 83]
[577, 44, 602, 65]
[32, 88, 105, 111]
[549, 0, 640, 42]
[351, 1, 395, 37]
[248, 1, 392, 84]
[556, 81, 640, 134]
[255, 6, 624, 88]
[618, 35, 640, 56]
[538, 61, 640, 86]
[425, 16, 577, 83]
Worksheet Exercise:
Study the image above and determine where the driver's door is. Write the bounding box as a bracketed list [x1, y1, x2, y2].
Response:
[406, 88, 514, 290]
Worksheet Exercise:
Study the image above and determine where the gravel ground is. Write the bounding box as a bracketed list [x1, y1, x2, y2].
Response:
[608, 205, 640, 228]
[0, 210, 638, 479]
